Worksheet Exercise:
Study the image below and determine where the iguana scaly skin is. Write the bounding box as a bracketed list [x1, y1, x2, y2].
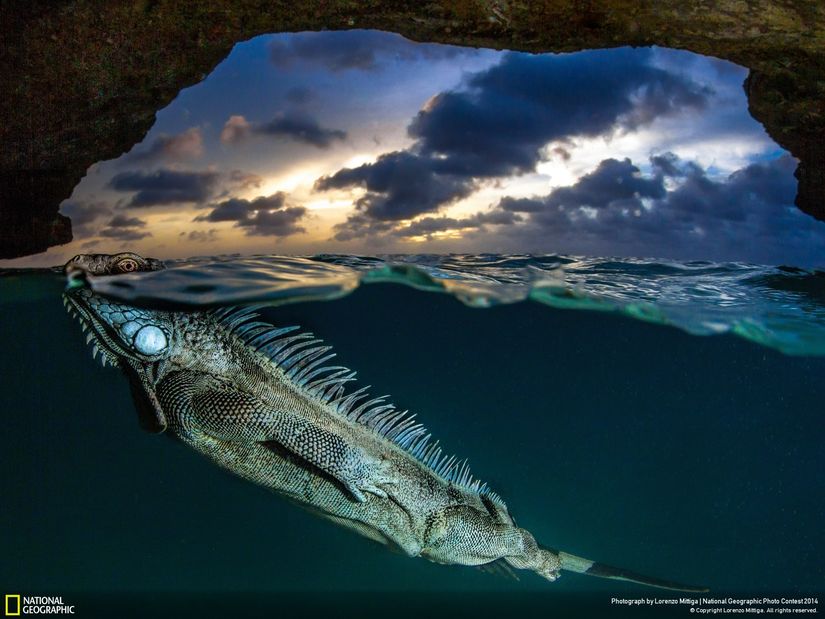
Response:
[62, 252, 706, 592]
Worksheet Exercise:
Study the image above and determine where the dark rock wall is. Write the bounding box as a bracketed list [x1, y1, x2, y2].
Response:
[1, 0, 822, 259]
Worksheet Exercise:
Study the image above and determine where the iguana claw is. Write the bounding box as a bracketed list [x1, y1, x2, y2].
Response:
[346, 482, 387, 503]
[345, 457, 396, 502]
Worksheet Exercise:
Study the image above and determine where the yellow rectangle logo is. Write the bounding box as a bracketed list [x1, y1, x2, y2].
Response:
[5, 594, 21, 616]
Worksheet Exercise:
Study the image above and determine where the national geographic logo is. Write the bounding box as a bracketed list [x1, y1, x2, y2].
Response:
[4, 595, 75, 615]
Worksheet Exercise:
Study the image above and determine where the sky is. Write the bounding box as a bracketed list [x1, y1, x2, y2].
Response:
[7, 30, 825, 267]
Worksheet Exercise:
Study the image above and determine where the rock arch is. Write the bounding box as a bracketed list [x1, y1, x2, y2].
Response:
[1, 1, 822, 258]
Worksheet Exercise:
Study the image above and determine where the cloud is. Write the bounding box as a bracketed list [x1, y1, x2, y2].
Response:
[227, 169, 263, 190]
[106, 214, 147, 228]
[59, 200, 112, 234]
[408, 48, 710, 177]
[317, 151, 478, 222]
[496, 155, 813, 262]
[391, 210, 523, 238]
[390, 216, 468, 238]
[220, 112, 346, 148]
[256, 113, 346, 148]
[98, 214, 151, 241]
[183, 229, 219, 243]
[194, 193, 307, 237]
[329, 196, 523, 242]
[500, 157, 667, 213]
[327, 213, 396, 242]
[380, 154, 824, 265]
[109, 169, 219, 207]
[196, 193, 286, 222]
[123, 127, 203, 163]
[268, 30, 470, 73]
[319, 48, 712, 240]
[220, 115, 252, 143]
[238, 207, 307, 237]
[650, 152, 684, 177]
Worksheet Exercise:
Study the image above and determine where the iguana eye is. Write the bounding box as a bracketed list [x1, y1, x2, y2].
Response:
[133, 325, 168, 355]
[116, 258, 139, 273]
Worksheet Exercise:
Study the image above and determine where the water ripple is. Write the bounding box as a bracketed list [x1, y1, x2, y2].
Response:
[9, 253, 821, 356]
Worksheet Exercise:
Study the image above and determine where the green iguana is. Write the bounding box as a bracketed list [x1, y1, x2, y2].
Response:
[62, 252, 706, 592]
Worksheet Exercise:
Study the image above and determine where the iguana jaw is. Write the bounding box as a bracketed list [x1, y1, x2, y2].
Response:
[63, 286, 170, 432]
[63, 289, 129, 369]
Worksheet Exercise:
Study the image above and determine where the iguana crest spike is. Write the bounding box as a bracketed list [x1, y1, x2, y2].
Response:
[209, 304, 504, 504]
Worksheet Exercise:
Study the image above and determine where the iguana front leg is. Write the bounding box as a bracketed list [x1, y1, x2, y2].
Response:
[165, 371, 394, 502]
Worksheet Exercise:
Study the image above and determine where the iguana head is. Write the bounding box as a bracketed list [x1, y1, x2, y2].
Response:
[63, 252, 174, 432]
[63, 286, 175, 367]
[64, 251, 165, 276]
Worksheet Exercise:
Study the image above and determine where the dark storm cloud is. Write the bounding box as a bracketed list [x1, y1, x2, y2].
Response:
[109, 169, 219, 207]
[328, 213, 396, 242]
[121, 127, 203, 163]
[268, 30, 469, 73]
[220, 112, 346, 148]
[392, 216, 466, 237]
[98, 214, 151, 241]
[196, 194, 286, 222]
[391, 210, 523, 238]
[657, 154, 800, 225]
[238, 207, 307, 237]
[509, 155, 811, 261]
[650, 152, 684, 177]
[332, 200, 523, 242]
[500, 158, 667, 214]
[398, 154, 824, 265]
[532, 155, 783, 231]
[194, 193, 307, 237]
[319, 48, 712, 239]
[317, 151, 477, 221]
[408, 49, 710, 177]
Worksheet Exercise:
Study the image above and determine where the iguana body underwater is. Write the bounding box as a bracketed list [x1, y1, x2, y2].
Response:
[62, 252, 706, 592]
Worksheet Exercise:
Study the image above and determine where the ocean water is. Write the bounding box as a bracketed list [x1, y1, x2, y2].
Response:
[1, 254, 824, 618]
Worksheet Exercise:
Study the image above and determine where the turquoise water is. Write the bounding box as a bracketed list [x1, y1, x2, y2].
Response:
[82, 254, 825, 355]
[1, 254, 824, 617]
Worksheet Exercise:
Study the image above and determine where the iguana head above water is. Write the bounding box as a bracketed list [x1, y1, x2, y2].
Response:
[62, 251, 708, 593]
[65, 251, 165, 276]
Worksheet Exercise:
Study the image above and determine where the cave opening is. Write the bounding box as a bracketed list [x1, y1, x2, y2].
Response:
[2, 2, 823, 264]
[4, 30, 822, 267]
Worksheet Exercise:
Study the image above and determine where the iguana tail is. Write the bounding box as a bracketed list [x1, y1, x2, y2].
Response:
[553, 548, 709, 592]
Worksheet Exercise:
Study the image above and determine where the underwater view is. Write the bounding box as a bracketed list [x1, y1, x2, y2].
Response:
[2, 252, 824, 617]
[2, 22, 824, 619]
